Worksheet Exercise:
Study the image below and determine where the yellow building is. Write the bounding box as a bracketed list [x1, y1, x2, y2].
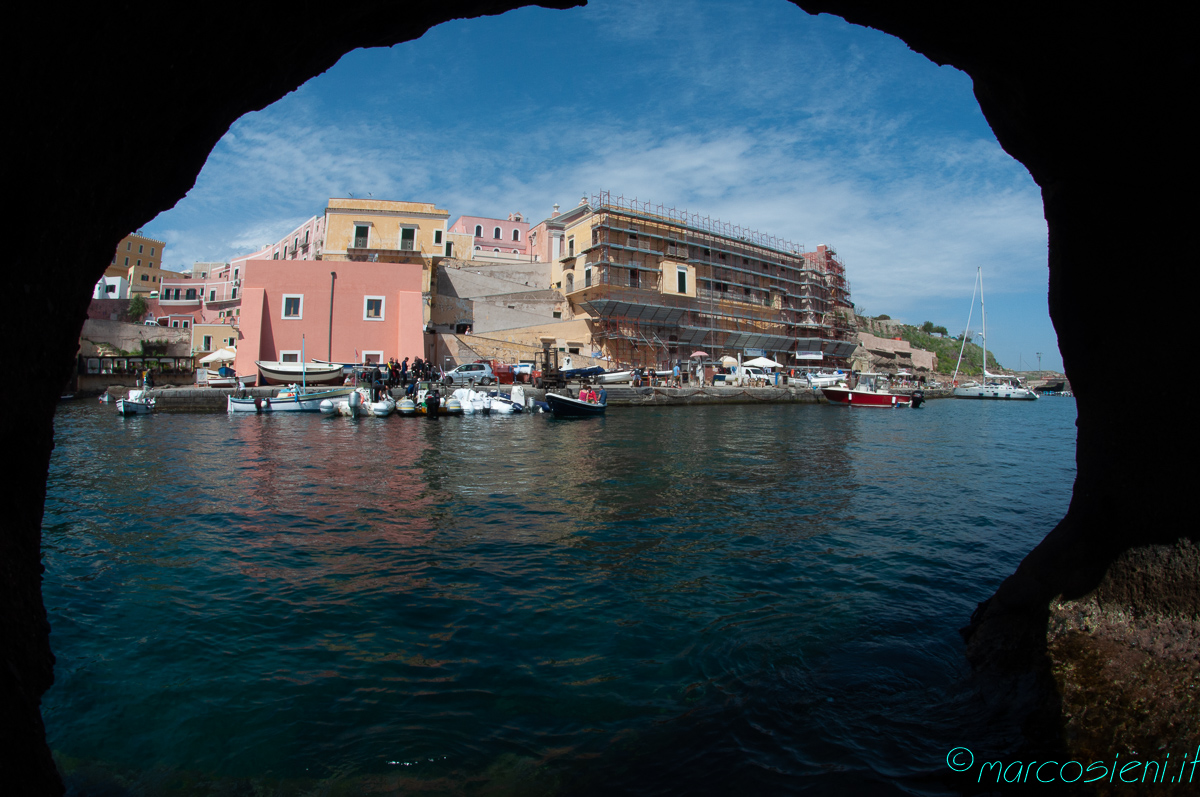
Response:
[322, 198, 449, 267]
[104, 231, 184, 293]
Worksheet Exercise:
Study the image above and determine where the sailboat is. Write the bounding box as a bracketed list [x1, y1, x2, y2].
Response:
[951, 268, 1038, 400]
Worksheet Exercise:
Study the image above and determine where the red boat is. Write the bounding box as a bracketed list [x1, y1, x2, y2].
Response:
[820, 373, 912, 408]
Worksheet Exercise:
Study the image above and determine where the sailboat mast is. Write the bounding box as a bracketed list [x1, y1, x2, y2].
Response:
[952, 269, 980, 382]
[979, 268, 988, 377]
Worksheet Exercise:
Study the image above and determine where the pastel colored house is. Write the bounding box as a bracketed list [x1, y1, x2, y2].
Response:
[448, 212, 529, 258]
[233, 258, 425, 382]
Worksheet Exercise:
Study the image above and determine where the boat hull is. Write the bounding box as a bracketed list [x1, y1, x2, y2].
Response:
[821, 387, 911, 408]
[116, 398, 153, 415]
[952, 385, 1038, 400]
[255, 361, 345, 386]
[546, 392, 606, 416]
[227, 385, 354, 413]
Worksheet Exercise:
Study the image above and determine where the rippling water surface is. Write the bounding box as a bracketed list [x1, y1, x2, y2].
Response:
[43, 397, 1077, 794]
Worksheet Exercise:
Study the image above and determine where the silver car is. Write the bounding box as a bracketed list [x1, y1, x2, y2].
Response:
[444, 362, 496, 386]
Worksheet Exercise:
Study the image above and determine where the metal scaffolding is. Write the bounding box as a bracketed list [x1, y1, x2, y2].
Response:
[569, 192, 855, 368]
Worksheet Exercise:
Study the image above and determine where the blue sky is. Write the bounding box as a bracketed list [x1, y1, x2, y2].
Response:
[146, 0, 1059, 372]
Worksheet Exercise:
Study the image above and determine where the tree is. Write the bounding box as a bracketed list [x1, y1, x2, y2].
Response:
[921, 321, 935, 333]
[126, 294, 148, 322]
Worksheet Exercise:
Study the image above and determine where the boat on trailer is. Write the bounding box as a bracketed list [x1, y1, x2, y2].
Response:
[255, 360, 344, 386]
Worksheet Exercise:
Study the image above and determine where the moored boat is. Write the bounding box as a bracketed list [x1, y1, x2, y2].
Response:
[820, 373, 911, 408]
[546, 391, 606, 417]
[227, 384, 354, 413]
[116, 389, 154, 416]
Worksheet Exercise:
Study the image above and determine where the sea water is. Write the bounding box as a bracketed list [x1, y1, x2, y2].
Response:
[42, 397, 1077, 794]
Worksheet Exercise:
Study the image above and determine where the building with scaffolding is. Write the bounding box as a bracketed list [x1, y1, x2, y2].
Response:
[542, 191, 857, 368]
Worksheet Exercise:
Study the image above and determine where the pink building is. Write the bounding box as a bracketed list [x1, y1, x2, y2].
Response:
[448, 212, 529, 256]
[234, 258, 425, 380]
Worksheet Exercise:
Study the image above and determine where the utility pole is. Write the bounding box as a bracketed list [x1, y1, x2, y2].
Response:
[1036, 352, 1042, 372]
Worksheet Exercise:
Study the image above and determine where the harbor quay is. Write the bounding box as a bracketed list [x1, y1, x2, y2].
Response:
[100, 383, 954, 412]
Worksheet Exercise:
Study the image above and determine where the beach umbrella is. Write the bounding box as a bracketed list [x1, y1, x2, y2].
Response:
[745, 356, 783, 368]
[720, 355, 738, 367]
[199, 346, 236, 364]
[689, 350, 708, 358]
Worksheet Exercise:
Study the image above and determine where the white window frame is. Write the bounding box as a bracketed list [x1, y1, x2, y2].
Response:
[282, 294, 304, 320]
[433, 229, 443, 245]
[362, 351, 384, 364]
[363, 295, 385, 321]
[279, 350, 301, 363]
[202, 335, 213, 350]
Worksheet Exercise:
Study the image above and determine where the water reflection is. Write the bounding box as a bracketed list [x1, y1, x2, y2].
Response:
[43, 398, 1077, 794]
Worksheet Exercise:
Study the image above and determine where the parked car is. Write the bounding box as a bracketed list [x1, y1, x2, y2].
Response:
[742, 366, 775, 384]
[444, 362, 496, 386]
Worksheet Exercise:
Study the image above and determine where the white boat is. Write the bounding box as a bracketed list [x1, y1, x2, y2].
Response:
[397, 398, 417, 416]
[488, 385, 526, 414]
[358, 388, 396, 417]
[319, 390, 366, 417]
[204, 369, 256, 388]
[805, 370, 847, 389]
[255, 360, 344, 385]
[951, 268, 1038, 401]
[227, 384, 354, 413]
[451, 387, 490, 414]
[954, 375, 1039, 400]
[116, 388, 154, 416]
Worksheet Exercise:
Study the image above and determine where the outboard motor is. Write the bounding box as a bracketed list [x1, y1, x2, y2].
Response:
[910, 389, 925, 409]
[424, 391, 441, 418]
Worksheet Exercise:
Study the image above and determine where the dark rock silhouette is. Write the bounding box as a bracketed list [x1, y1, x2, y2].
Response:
[3, 2, 1192, 792]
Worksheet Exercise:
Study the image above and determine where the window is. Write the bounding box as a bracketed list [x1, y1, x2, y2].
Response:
[493, 226, 502, 239]
[354, 224, 369, 248]
[584, 267, 592, 288]
[203, 336, 212, 350]
[182, 320, 189, 328]
[512, 249, 519, 254]
[304, 230, 310, 245]
[127, 242, 132, 251]
[474, 225, 483, 237]
[124, 257, 129, 266]
[568, 236, 575, 257]
[147, 261, 154, 269]
[434, 229, 443, 245]
[231, 287, 238, 299]
[630, 268, 639, 288]
[185, 288, 196, 300]
[136, 259, 141, 267]
[677, 266, 688, 294]
[209, 290, 216, 301]
[493, 248, 500, 252]
[138, 245, 144, 254]
[273, 251, 279, 260]
[400, 227, 415, 250]
[552, 311, 562, 319]
[141, 274, 149, 281]
[282, 294, 303, 319]
[105, 284, 115, 294]
[227, 338, 236, 347]
[151, 247, 156, 256]
[512, 229, 520, 242]
[280, 351, 300, 363]
[234, 268, 239, 279]
[446, 241, 453, 257]
[364, 296, 385, 320]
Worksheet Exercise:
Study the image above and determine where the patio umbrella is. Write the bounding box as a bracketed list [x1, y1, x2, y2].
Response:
[720, 355, 739, 367]
[745, 356, 783, 368]
[689, 350, 708, 358]
[199, 346, 236, 364]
